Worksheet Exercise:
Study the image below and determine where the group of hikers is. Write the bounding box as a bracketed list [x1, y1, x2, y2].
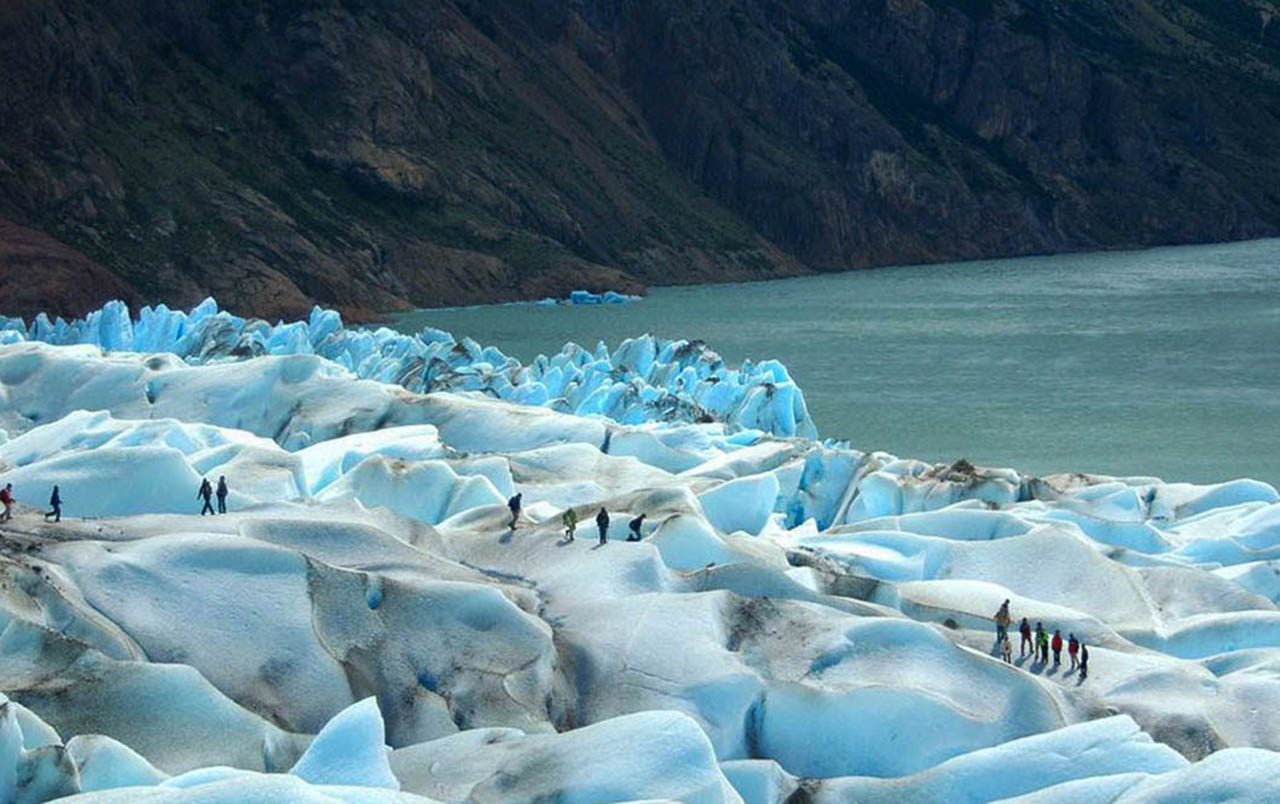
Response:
[197, 476, 230, 515]
[0, 482, 1088, 687]
[994, 599, 1089, 679]
[0, 483, 64, 523]
[4, 476, 639, 544]
[0, 479, 229, 523]
[508, 493, 646, 545]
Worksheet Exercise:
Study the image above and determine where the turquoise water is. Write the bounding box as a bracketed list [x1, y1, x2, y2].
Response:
[393, 239, 1280, 486]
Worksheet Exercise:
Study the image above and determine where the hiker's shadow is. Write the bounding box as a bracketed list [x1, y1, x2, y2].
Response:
[499, 528, 515, 544]
[555, 537, 574, 547]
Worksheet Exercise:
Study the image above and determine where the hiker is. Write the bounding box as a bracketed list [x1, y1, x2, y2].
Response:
[216, 476, 229, 515]
[596, 507, 610, 545]
[1, 483, 14, 522]
[1079, 643, 1090, 679]
[994, 599, 1012, 642]
[197, 478, 215, 516]
[1019, 617, 1033, 658]
[1000, 634, 1012, 664]
[44, 486, 62, 523]
[1035, 622, 1049, 663]
[562, 508, 578, 541]
[507, 493, 523, 529]
[628, 513, 646, 542]
[1051, 629, 1064, 666]
[1068, 633, 1080, 671]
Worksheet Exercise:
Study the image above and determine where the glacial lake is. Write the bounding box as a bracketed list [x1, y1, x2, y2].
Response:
[393, 239, 1280, 487]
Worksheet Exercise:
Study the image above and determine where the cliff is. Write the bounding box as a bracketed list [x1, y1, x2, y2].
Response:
[1, 0, 1278, 318]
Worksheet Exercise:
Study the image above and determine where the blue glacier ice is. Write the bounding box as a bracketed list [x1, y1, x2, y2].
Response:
[6, 295, 1280, 803]
[0, 298, 815, 439]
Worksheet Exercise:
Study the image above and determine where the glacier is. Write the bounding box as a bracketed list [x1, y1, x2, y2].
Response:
[0, 299, 1278, 801]
[0, 299, 814, 439]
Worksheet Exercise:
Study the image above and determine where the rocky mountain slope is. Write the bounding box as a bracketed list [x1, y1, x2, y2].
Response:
[2, 0, 1279, 319]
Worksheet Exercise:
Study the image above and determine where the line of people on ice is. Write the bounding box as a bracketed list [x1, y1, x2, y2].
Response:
[4, 475, 647, 543]
[508, 494, 647, 545]
[0, 483, 65, 523]
[0, 477, 235, 523]
[994, 599, 1089, 679]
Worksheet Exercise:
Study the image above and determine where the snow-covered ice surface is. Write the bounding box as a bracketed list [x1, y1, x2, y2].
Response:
[1, 301, 1280, 801]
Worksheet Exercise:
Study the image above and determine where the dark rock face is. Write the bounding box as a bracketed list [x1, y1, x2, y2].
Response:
[0, 217, 143, 319]
[584, 0, 1280, 267]
[0, 0, 1277, 318]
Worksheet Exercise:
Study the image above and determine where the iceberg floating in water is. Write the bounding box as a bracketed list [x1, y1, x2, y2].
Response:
[566, 289, 639, 305]
[0, 298, 815, 439]
[535, 289, 638, 306]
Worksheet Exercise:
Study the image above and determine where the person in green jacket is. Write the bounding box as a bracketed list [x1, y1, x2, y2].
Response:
[562, 508, 578, 541]
[1035, 622, 1050, 664]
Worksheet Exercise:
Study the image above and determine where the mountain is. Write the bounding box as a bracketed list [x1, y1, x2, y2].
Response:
[2, 0, 1279, 319]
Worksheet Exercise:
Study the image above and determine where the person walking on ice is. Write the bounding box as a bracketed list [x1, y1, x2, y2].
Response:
[44, 486, 62, 523]
[216, 476, 229, 514]
[562, 508, 578, 541]
[994, 599, 1012, 643]
[1079, 643, 1090, 679]
[1051, 629, 1064, 667]
[1019, 617, 1032, 658]
[197, 478, 215, 516]
[628, 513, 646, 542]
[0, 483, 13, 522]
[596, 507, 610, 545]
[507, 493, 523, 529]
[1068, 633, 1080, 671]
[1035, 622, 1049, 663]
[1000, 634, 1012, 664]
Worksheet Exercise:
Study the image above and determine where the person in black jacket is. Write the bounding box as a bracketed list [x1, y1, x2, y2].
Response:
[507, 493, 523, 529]
[197, 478, 215, 516]
[44, 486, 62, 522]
[596, 507, 610, 545]
[628, 513, 646, 541]
[216, 476, 229, 514]
[1079, 643, 1090, 679]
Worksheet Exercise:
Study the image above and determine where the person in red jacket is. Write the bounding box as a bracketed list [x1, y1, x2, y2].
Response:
[1051, 629, 1064, 667]
[1019, 618, 1033, 658]
[1068, 633, 1080, 671]
[0, 483, 13, 522]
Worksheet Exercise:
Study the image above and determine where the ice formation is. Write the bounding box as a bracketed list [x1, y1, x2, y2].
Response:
[0, 299, 814, 438]
[536, 289, 641, 306]
[0, 300, 1279, 801]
